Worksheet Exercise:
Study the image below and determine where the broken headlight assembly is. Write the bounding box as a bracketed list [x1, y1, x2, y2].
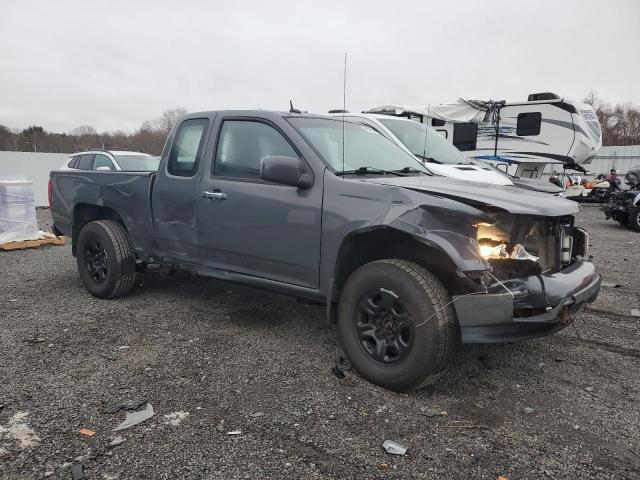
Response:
[474, 213, 579, 280]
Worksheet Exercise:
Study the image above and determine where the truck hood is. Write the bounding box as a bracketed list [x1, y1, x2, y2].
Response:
[361, 176, 579, 216]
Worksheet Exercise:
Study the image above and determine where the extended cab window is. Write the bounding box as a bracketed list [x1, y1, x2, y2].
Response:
[168, 118, 209, 177]
[215, 120, 297, 179]
[517, 112, 542, 136]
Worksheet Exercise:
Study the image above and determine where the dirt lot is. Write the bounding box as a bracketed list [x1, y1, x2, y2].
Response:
[1, 206, 638, 479]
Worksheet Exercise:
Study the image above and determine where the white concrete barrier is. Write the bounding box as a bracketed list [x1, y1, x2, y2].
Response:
[0, 151, 69, 206]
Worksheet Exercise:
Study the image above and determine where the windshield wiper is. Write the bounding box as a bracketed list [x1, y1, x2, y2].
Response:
[413, 154, 441, 164]
[335, 166, 407, 176]
[394, 166, 428, 175]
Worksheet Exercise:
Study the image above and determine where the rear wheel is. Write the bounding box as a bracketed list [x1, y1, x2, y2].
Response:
[629, 207, 640, 232]
[337, 259, 457, 392]
[76, 220, 136, 298]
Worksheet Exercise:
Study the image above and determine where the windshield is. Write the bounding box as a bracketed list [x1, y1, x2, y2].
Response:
[114, 154, 160, 171]
[288, 117, 427, 173]
[378, 118, 476, 165]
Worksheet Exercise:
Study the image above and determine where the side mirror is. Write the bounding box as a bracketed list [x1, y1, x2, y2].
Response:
[261, 155, 312, 188]
[96, 166, 112, 171]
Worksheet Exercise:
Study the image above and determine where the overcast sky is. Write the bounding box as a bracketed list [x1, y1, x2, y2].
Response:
[1, 0, 638, 133]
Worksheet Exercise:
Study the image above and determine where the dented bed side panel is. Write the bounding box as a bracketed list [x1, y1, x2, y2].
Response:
[50, 170, 155, 255]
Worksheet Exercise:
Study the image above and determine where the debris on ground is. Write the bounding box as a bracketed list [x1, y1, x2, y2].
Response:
[79, 428, 95, 437]
[248, 411, 264, 418]
[631, 309, 640, 317]
[420, 407, 447, 418]
[103, 399, 147, 414]
[332, 366, 346, 379]
[113, 403, 154, 431]
[215, 422, 225, 432]
[25, 337, 45, 344]
[227, 430, 241, 435]
[109, 435, 125, 447]
[383, 440, 407, 455]
[70, 463, 87, 480]
[0, 412, 40, 449]
[521, 406, 535, 415]
[601, 281, 621, 288]
[163, 411, 190, 426]
[584, 386, 595, 392]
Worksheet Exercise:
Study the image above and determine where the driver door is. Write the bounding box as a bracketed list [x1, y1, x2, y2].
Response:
[196, 116, 323, 288]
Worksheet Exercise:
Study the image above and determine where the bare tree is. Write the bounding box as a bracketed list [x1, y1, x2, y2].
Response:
[584, 92, 640, 146]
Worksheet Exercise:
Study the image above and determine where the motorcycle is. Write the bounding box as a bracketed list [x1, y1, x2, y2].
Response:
[602, 166, 640, 231]
[588, 175, 617, 203]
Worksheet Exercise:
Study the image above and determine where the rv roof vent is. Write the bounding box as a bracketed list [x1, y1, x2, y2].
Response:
[528, 92, 561, 101]
[328, 109, 349, 114]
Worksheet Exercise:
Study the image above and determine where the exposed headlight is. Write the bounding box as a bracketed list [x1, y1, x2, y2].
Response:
[478, 242, 538, 261]
[479, 243, 507, 259]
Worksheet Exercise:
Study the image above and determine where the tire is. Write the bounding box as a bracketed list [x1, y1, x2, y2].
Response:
[629, 207, 640, 232]
[76, 220, 136, 298]
[337, 259, 457, 392]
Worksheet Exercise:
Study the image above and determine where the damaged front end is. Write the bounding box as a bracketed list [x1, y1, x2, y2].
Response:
[456, 211, 601, 343]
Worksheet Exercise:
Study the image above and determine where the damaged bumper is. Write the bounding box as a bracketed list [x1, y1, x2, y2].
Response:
[454, 260, 601, 343]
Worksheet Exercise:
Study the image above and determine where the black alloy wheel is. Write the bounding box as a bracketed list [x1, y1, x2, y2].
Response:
[83, 237, 108, 282]
[354, 288, 414, 365]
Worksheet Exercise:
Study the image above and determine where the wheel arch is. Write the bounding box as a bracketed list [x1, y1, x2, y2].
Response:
[72, 204, 127, 256]
[328, 226, 472, 324]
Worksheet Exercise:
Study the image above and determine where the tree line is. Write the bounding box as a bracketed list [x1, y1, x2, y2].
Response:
[0, 108, 186, 155]
[1, 95, 640, 155]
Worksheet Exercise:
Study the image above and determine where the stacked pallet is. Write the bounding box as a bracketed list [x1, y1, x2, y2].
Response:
[0, 232, 65, 251]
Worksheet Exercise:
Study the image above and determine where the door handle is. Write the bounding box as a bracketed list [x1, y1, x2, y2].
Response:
[201, 190, 227, 201]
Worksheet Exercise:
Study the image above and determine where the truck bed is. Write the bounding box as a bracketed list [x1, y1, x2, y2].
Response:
[50, 170, 156, 255]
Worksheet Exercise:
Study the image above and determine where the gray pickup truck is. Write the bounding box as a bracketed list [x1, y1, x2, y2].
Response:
[50, 110, 601, 391]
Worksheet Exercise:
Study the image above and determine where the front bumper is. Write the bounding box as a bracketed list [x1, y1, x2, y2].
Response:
[454, 260, 601, 343]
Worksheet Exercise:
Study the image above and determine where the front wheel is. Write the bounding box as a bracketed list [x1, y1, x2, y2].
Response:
[76, 220, 136, 298]
[337, 259, 457, 392]
[629, 206, 640, 232]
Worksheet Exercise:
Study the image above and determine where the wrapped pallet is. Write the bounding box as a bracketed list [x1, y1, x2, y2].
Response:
[0, 177, 39, 244]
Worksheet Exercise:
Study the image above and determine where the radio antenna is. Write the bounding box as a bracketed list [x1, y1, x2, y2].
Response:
[422, 104, 430, 160]
[342, 53, 347, 176]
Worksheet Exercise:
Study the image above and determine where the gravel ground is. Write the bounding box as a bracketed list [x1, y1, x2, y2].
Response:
[1, 206, 639, 480]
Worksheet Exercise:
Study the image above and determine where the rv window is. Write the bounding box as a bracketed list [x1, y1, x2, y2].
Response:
[517, 112, 541, 136]
[431, 118, 445, 127]
[453, 123, 477, 151]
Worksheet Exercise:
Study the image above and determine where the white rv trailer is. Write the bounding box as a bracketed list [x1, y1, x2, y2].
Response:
[367, 93, 603, 180]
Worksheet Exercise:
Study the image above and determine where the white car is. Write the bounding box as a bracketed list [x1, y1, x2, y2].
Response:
[59, 149, 160, 172]
[330, 112, 513, 185]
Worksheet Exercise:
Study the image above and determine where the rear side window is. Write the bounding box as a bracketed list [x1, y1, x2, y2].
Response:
[168, 118, 209, 177]
[517, 112, 542, 136]
[93, 154, 115, 170]
[77, 154, 94, 170]
[214, 120, 298, 179]
[453, 123, 478, 151]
